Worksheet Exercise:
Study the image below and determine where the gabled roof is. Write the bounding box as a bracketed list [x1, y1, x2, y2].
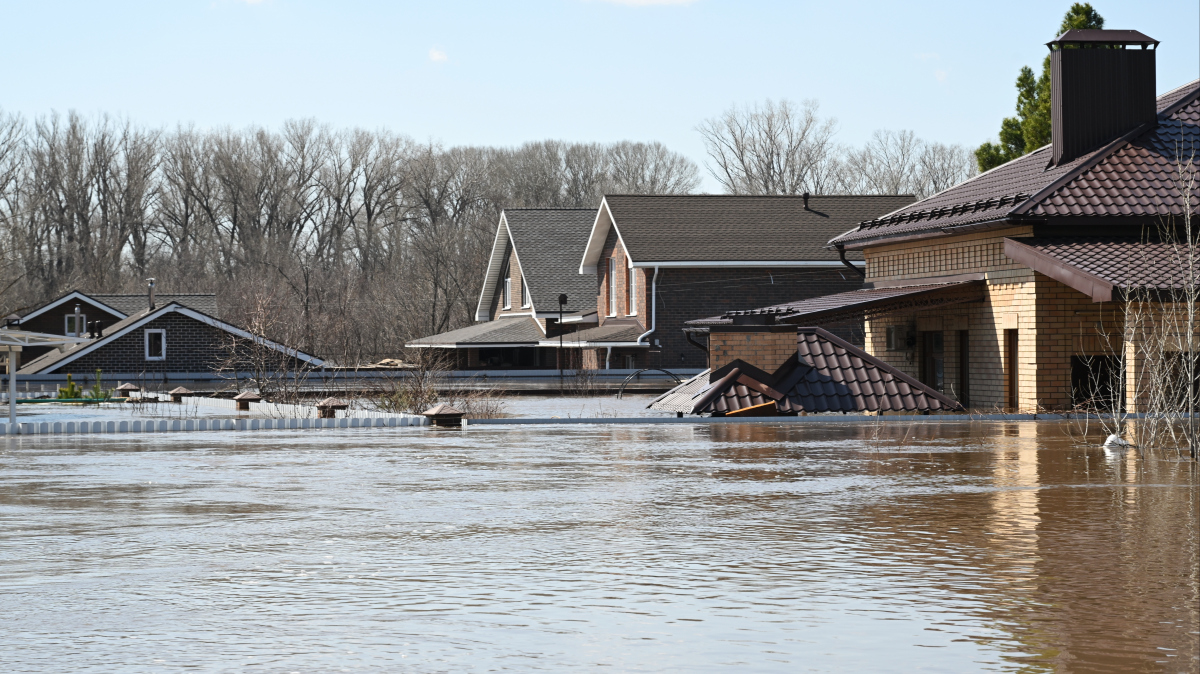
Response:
[580, 194, 915, 272]
[831, 80, 1200, 249]
[17, 303, 323, 374]
[406, 316, 544, 348]
[648, 328, 962, 415]
[17, 290, 218, 323]
[474, 209, 598, 321]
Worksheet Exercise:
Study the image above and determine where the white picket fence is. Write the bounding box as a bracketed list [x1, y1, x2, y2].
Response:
[128, 392, 423, 422]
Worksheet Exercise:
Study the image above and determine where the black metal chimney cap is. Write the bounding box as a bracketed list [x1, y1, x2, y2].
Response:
[1048, 29, 1158, 49]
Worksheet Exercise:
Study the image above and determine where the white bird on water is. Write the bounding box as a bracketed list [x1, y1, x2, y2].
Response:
[1103, 434, 1132, 449]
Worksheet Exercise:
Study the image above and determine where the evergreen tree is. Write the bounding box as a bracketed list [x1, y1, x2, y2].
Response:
[975, 4, 1105, 172]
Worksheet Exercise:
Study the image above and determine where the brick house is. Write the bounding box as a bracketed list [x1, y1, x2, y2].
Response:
[11, 290, 218, 367]
[17, 302, 322, 379]
[407, 209, 599, 368]
[571, 194, 914, 370]
[688, 29, 1199, 413]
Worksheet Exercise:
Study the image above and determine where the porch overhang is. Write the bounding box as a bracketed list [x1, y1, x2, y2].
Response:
[1003, 236, 1200, 303]
[686, 281, 985, 331]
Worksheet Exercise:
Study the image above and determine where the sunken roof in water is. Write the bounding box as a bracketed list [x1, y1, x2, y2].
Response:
[649, 327, 962, 415]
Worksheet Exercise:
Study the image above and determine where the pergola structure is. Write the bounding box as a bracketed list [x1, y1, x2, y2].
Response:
[1, 329, 88, 424]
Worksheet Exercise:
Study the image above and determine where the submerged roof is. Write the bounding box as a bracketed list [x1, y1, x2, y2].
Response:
[580, 194, 914, 270]
[475, 209, 599, 321]
[649, 327, 962, 415]
[406, 317, 544, 348]
[831, 80, 1200, 249]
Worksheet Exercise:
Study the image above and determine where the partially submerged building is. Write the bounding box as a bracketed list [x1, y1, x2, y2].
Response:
[17, 301, 323, 380]
[685, 29, 1199, 413]
[406, 209, 599, 368]
[569, 194, 913, 370]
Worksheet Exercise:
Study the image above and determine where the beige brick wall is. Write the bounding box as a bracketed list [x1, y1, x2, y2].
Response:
[709, 329, 796, 373]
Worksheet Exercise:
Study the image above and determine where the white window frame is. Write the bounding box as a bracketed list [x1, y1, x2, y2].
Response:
[502, 265, 512, 310]
[607, 257, 617, 317]
[144, 329, 166, 361]
[626, 257, 637, 316]
[65, 314, 87, 337]
[520, 275, 531, 308]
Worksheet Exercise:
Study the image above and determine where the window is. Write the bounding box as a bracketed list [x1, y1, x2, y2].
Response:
[502, 264, 512, 310]
[65, 314, 87, 337]
[521, 275, 530, 308]
[626, 259, 637, 316]
[607, 258, 617, 316]
[144, 329, 166, 361]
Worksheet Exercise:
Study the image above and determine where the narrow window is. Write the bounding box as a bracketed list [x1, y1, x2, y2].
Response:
[1006, 329, 1019, 411]
[626, 259, 637, 315]
[502, 264, 512, 310]
[958, 330, 970, 408]
[520, 275, 530, 308]
[65, 313, 87, 337]
[144, 329, 166, 361]
[607, 258, 617, 316]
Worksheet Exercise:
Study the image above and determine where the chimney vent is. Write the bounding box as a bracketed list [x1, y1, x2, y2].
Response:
[146, 278, 156, 312]
[1048, 29, 1158, 166]
[802, 192, 810, 210]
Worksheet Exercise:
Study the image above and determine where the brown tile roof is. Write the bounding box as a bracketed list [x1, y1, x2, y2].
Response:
[831, 80, 1200, 248]
[1004, 236, 1200, 301]
[686, 281, 984, 327]
[648, 327, 962, 415]
[604, 194, 915, 263]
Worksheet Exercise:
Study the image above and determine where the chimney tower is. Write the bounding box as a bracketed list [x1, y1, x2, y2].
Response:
[1048, 29, 1158, 166]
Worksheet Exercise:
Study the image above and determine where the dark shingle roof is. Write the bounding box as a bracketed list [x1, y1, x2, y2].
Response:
[831, 80, 1200, 248]
[649, 328, 962, 414]
[92, 294, 218, 317]
[546, 323, 645, 346]
[406, 317, 543, 347]
[686, 281, 984, 327]
[605, 194, 915, 262]
[504, 209, 599, 314]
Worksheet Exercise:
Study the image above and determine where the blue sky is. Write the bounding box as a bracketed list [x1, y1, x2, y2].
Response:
[2, 0, 1196, 190]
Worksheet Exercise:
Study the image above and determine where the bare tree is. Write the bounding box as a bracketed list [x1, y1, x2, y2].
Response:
[698, 99, 839, 195]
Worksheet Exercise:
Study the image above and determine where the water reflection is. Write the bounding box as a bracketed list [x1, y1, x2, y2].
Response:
[0, 421, 1196, 672]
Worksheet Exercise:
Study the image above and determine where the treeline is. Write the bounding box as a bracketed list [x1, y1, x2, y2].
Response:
[0, 103, 975, 364]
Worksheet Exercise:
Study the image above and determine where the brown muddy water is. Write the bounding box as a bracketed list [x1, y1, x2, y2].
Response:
[1, 421, 1197, 673]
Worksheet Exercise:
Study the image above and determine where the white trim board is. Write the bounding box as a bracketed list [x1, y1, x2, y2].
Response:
[630, 261, 863, 268]
[18, 291, 128, 323]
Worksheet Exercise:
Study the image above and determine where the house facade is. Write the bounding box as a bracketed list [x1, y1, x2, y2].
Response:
[407, 209, 599, 368]
[569, 194, 914, 370]
[17, 302, 322, 380]
[12, 291, 219, 367]
[689, 30, 1199, 413]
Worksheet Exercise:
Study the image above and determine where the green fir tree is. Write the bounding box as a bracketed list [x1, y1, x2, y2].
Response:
[975, 4, 1105, 172]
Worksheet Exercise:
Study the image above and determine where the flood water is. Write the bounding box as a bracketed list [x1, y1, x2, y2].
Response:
[2, 421, 1197, 672]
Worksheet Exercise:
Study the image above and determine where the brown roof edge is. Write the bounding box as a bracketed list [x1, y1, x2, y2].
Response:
[797, 327, 964, 411]
[690, 367, 741, 414]
[1003, 238, 1113, 302]
[833, 219, 1011, 251]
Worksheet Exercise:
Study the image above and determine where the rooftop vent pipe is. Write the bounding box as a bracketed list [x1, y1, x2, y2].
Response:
[147, 278, 156, 312]
[802, 192, 810, 210]
[1047, 29, 1158, 166]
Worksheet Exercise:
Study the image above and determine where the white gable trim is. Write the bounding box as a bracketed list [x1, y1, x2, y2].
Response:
[474, 213, 512, 322]
[27, 303, 324, 373]
[578, 198, 634, 274]
[629, 260, 864, 268]
[18, 291, 129, 323]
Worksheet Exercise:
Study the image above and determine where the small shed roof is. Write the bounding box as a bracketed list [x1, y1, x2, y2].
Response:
[168, 387, 192, 395]
[316, 397, 349, 409]
[115, 383, 141, 391]
[233, 391, 262, 401]
[422, 403, 463, 416]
